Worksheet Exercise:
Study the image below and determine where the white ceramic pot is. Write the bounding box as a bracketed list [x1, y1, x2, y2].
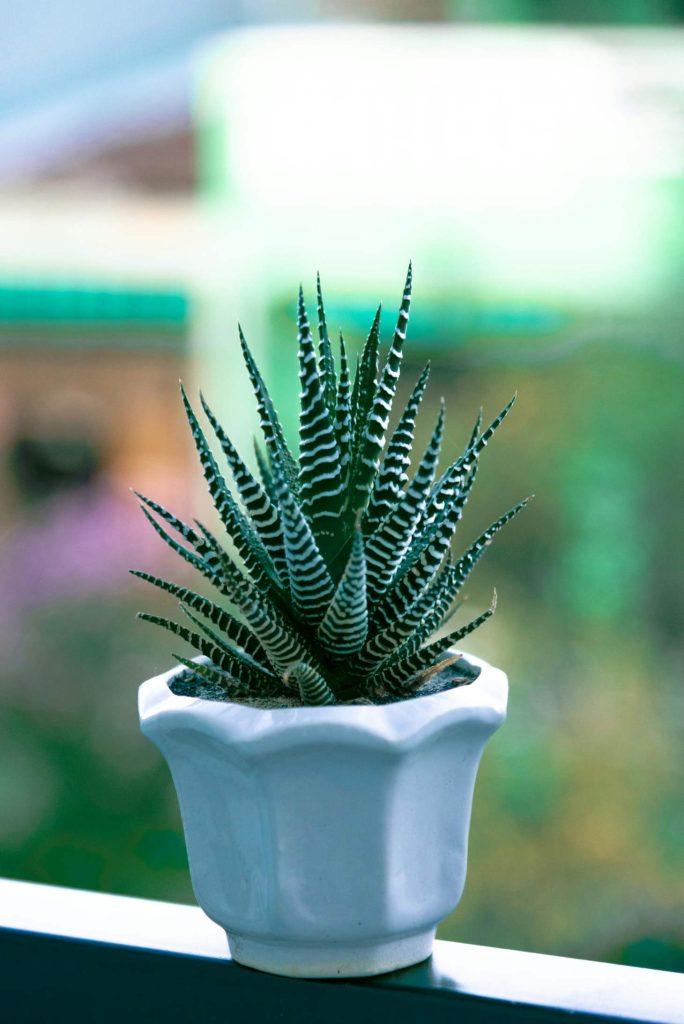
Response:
[138, 652, 507, 978]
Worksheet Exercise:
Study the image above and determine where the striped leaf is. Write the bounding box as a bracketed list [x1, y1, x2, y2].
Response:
[422, 407, 482, 529]
[396, 653, 467, 698]
[187, 520, 290, 639]
[424, 396, 515, 532]
[364, 401, 445, 605]
[421, 398, 513, 532]
[370, 594, 497, 694]
[275, 459, 335, 627]
[351, 264, 412, 514]
[297, 286, 345, 545]
[197, 527, 289, 625]
[133, 491, 203, 549]
[238, 593, 314, 677]
[430, 499, 531, 621]
[475, 394, 516, 452]
[335, 333, 353, 493]
[375, 397, 517, 628]
[191, 520, 244, 586]
[179, 604, 274, 680]
[349, 306, 381, 490]
[354, 555, 451, 671]
[171, 654, 236, 694]
[138, 612, 267, 689]
[180, 384, 279, 591]
[465, 407, 484, 458]
[130, 570, 268, 666]
[171, 654, 276, 700]
[136, 504, 224, 591]
[239, 324, 299, 488]
[349, 353, 361, 438]
[373, 466, 478, 631]
[405, 567, 461, 654]
[363, 361, 430, 534]
[284, 661, 336, 705]
[200, 392, 287, 586]
[316, 273, 337, 417]
[253, 440, 279, 507]
[375, 568, 461, 670]
[317, 530, 368, 658]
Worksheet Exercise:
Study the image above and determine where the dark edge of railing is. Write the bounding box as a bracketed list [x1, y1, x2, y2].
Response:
[0, 880, 682, 1024]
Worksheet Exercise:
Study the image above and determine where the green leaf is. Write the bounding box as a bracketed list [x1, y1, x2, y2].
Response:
[253, 440, 279, 507]
[425, 396, 515, 532]
[171, 655, 240, 694]
[403, 559, 460, 651]
[185, 519, 292, 644]
[179, 604, 274, 680]
[364, 361, 430, 535]
[200, 392, 287, 586]
[354, 555, 451, 671]
[275, 458, 335, 627]
[133, 491, 202, 549]
[171, 654, 272, 700]
[239, 324, 299, 488]
[297, 288, 345, 546]
[130, 570, 268, 665]
[431, 498, 531, 620]
[182, 522, 303, 674]
[191, 519, 247, 587]
[375, 466, 477, 631]
[376, 396, 517, 628]
[238, 592, 315, 677]
[192, 524, 293, 632]
[364, 401, 445, 605]
[316, 273, 337, 417]
[370, 594, 497, 694]
[136, 504, 223, 591]
[475, 393, 516, 452]
[422, 407, 481, 529]
[349, 305, 381, 501]
[334, 333, 353, 493]
[284, 661, 336, 706]
[138, 612, 254, 683]
[351, 263, 413, 515]
[180, 384, 280, 591]
[317, 529, 368, 658]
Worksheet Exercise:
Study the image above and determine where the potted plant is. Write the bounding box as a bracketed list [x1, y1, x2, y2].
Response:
[135, 266, 527, 978]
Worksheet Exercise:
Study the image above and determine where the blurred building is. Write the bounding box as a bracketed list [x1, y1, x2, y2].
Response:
[194, 24, 684, 439]
[0, 194, 200, 523]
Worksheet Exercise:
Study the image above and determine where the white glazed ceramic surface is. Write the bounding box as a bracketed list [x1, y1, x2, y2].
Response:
[139, 653, 507, 978]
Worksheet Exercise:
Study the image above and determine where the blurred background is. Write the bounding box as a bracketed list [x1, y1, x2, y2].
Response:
[0, 0, 682, 974]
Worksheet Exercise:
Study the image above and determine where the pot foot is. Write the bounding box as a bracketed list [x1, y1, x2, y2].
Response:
[226, 927, 435, 978]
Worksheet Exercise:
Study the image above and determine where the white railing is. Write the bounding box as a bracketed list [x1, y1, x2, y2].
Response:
[1, 878, 682, 1024]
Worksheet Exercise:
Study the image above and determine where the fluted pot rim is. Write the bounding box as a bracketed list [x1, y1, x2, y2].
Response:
[139, 650, 507, 756]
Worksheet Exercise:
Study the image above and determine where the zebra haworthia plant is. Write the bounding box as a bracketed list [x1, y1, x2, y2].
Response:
[133, 266, 528, 707]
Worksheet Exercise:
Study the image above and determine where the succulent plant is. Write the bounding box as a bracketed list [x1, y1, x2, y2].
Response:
[133, 267, 528, 707]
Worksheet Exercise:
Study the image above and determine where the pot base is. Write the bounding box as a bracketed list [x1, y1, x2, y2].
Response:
[226, 927, 435, 978]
